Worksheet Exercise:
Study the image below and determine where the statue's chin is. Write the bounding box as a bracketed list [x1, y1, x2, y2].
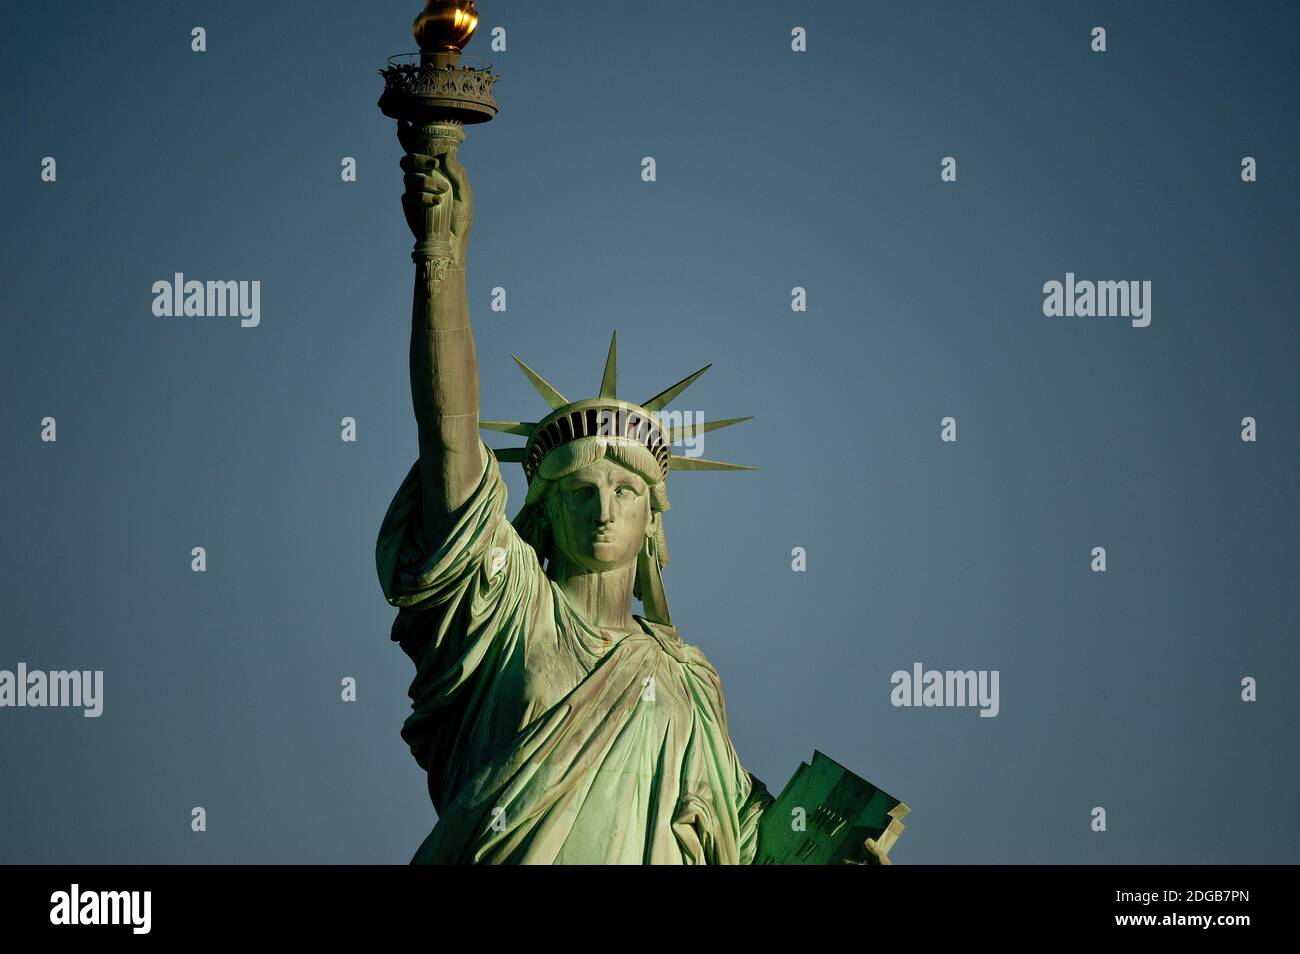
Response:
[556, 541, 637, 574]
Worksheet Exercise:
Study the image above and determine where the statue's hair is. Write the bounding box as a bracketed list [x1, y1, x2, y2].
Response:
[524, 436, 670, 512]
[511, 436, 670, 570]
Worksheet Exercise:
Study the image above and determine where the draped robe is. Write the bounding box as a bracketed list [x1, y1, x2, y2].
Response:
[375, 440, 773, 863]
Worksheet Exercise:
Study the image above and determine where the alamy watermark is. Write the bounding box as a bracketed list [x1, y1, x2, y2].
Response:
[891, 662, 999, 718]
[1042, 272, 1151, 328]
[152, 273, 260, 327]
[594, 407, 708, 458]
[0, 663, 103, 717]
[50, 884, 150, 934]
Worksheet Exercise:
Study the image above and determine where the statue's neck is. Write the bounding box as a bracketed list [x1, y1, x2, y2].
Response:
[548, 556, 638, 635]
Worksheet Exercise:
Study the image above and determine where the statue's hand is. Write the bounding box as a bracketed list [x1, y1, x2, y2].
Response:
[863, 837, 892, 865]
[399, 146, 473, 266]
[400, 153, 448, 236]
[442, 149, 473, 265]
[843, 837, 893, 866]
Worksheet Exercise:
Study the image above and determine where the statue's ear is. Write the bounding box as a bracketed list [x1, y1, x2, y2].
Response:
[635, 517, 672, 627]
[645, 510, 658, 538]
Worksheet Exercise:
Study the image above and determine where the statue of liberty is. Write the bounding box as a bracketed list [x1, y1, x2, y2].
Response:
[374, 1, 907, 865]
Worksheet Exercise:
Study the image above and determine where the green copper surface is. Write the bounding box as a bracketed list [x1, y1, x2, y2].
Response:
[375, 2, 907, 864]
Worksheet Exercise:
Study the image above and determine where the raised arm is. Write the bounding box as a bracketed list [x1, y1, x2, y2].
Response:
[398, 120, 482, 544]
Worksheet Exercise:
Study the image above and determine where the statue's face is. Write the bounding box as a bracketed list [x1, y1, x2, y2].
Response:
[545, 459, 651, 572]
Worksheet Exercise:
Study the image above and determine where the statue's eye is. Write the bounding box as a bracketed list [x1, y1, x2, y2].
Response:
[563, 486, 594, 505]
[617, 486, 638, 498]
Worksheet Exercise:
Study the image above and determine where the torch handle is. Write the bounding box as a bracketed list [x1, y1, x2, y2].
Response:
[398, 120, 464, 265]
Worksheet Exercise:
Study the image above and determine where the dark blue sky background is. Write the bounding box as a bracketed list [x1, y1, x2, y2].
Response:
[2, 1, 1297, 863]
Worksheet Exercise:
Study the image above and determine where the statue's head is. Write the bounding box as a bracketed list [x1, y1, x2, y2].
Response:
[487, 332, 753, 624]
[523, 436, 668, 573]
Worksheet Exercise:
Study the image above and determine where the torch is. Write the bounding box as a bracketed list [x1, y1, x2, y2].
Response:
[379, 1, 498, 289]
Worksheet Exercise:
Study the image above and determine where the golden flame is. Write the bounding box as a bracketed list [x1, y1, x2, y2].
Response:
[413, 0, 479, 54]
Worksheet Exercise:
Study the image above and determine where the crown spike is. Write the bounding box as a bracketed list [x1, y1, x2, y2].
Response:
[598, 331, 618, 399]
[512, 355, 568, 410]
[668, 455, 755, 472]
[492, 447, 528, 463]
[642, 364, 711, 413]
[480, 420, 536, 436]
[667, 415, 752, 443]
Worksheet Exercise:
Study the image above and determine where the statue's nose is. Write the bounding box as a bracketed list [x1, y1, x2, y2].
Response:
[596, 489, 615, 525]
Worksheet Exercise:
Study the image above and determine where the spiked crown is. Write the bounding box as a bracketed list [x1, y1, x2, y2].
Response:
[481, 332, 753, 482]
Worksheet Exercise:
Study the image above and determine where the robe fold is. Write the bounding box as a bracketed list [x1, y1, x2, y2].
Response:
[376, 440, 773, 864]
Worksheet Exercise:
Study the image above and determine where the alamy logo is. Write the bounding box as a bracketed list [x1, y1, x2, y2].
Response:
[50, 884, 151, 934]
[890, 662, 1000, 718]
[1042, 272, 1151, 327]
[0, 663, 103, 717]
[151, 273, 261, 327]
[594, 407, 708, 458]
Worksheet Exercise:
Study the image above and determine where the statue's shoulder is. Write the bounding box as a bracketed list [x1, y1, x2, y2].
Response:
[633, 617, 719, 675]
[633, 616, 684, 649]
